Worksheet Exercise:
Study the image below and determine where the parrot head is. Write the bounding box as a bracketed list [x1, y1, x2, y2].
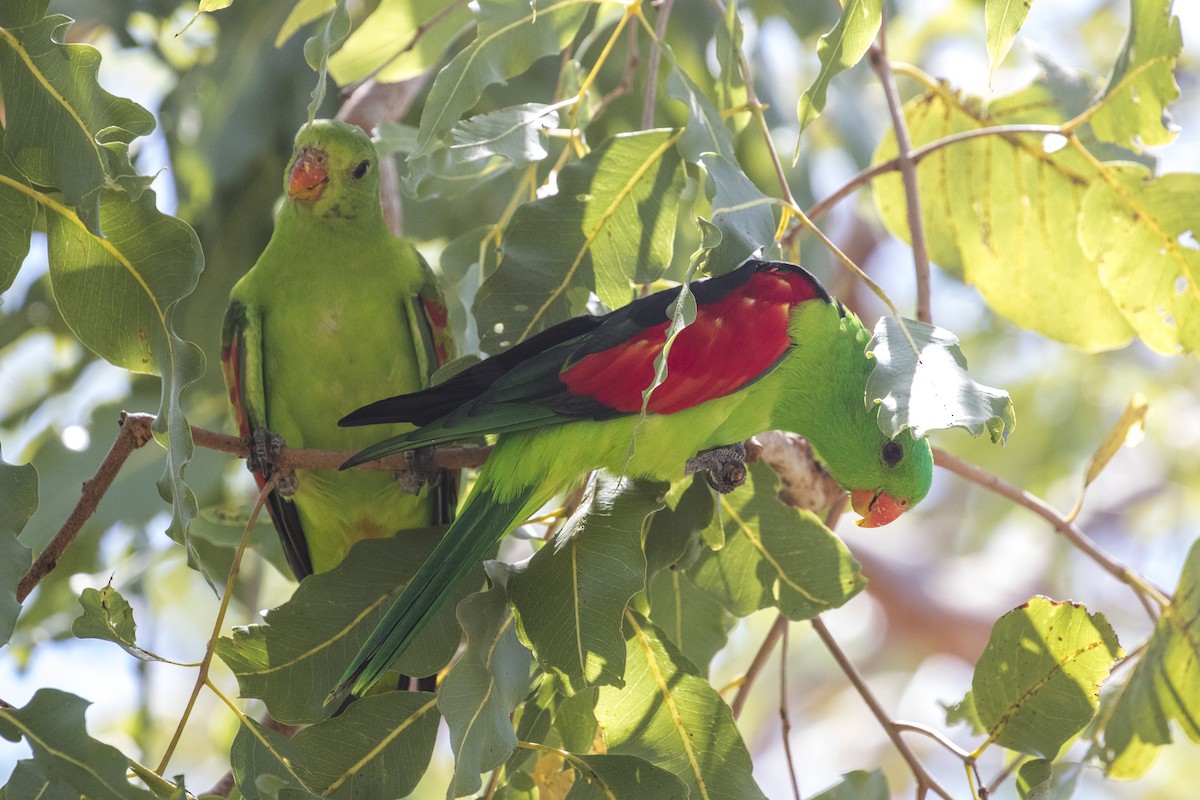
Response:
[284, 119, 381, 221]
[845, 428, 933, 526]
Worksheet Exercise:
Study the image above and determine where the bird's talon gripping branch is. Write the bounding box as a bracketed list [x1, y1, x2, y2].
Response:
[686, 441, 748, 494]
[394, 447, 437, 495]
[247, 428, 298, 497]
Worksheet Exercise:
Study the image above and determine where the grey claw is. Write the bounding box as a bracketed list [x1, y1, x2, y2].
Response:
[686, 441, 748, 495]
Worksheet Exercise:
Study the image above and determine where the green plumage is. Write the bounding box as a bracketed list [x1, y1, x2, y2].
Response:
[221, 119, 454, 579]
[333, 271, 933, 699]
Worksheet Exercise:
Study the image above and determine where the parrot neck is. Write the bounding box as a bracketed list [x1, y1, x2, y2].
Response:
[276, 195, 392, 243]
[770, 303, 879, 482]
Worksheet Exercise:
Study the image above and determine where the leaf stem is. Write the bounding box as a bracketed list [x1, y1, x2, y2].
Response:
[155, 477, 271, 775]
[933, 448, 1172, 610]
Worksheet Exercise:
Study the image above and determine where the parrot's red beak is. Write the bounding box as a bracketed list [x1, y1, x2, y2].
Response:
[850, 489, 908, 528]
[288, 146, 328, 202]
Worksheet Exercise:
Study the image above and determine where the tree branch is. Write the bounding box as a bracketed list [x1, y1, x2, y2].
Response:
[640, 0, 674, 129]
[933, 447, 1172, 609]
[868, 24, 931, 323]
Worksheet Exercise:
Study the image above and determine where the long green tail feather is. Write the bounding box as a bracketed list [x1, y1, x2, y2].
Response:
[329, 483, 539, 701]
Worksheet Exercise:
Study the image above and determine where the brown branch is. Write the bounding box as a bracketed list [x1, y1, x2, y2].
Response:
[16, 412, 490, 604]
[732, 613, 786, 719]
[16, 411, 155, 602]
[778, 625, 802, 800]
[933, 447, 1172, 609]
[641, 0, 674, 129]
[868, 23, 931, 323]
[812, 617, 955, 800]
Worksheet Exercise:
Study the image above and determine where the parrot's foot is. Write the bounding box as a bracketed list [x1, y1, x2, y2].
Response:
[248, 428, 298, 497]
[394, 446, 437, 495]
[686, 441, 748, 494]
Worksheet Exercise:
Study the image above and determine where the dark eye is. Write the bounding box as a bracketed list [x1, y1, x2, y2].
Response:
[351, 159, 370, 179]
[881, 440, 904, 468]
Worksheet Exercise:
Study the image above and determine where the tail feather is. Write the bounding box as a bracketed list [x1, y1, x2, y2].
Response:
[330, 482, 540, 701]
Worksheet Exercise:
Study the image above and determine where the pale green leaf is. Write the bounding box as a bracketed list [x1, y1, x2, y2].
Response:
[302, 1, 350, 120]
[329, 0, 473, 84]
[216, 532, 472, 725]
[3, 760, 76, 800]
[0, 14, 155, 234]
[595, 613, 767, 799]
[795, 0, 882, 136]
[643, 476, 715, 578]
[1090, 0, 1181, 149]
[1018, 759, 1053, 800]
[973, 596, 1122, 759]
[986, 0, 1033, 81]
[414, 0, 591, 158]
[230, 693, 440, 799]
[555, 688, 599, 755]
[0, 690, 155, 799]
[866, 316, 1016, 443]
[564, 753, 687, 799]
[509, 474, 663, 694]
[873, 87, 1135, 351]
[71, 584, 165, 662]
[1101, 538, 1200, 778]
[689, 462, 865, 620]
[1079, 166, 1200, 355]
[0, 446, 36, 647]
[473, 129, 685, 352]
[276, 0, 334, 48]
[810, 770, 889, 800]
[439, 565, 534, 798]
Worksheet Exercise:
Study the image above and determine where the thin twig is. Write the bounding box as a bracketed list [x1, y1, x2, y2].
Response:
[933, 448, 1172, 609]
[811, 617, 955, 800]
[641, 0, 674, 128]
[732, 614, 786, 719]
[16, 411, 155, 602]
[779, 625, 802, 800]
[893, 721, 973, 760]
[868, 25, 931, 323]
[155, 477, 273, 775]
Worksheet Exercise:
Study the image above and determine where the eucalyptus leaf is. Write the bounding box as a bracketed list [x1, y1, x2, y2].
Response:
[866, 316, 1015, 443]
[0, 446, 36, 646]
[985, 0, 1033, 81]
[564, 753, 687, 799]
[973, 596, 1122, 759]
[810, 770, 889, 800]
[645, 567, 731, 673]
[329, 0, 472, 84]
[71, 584, 165, 662]
[795, 0, 882, 137]
[301, 0, 350, 120]
[0, 128, 37, 293]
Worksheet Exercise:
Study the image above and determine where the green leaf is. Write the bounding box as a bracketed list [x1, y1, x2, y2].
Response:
[0, 0, 49, 28]
[645, 567, 732, 673]
[866, 316, 1016, 443]
[438, 565, 534, 798]
[810, 770, 889, 800]
[3, 760, 76, 800]
[407, 103, 559, 200]
[0, 446, 36, 646]
[71, 584, 165, 662]
[873, 87, 1136, 351]
[216, 532, 472, 725]
[0, 14, 155, 234]
[564, 753, 688, 799]
[230, 692, 440, 799]
[52, 188, 203, 549]
[509, 474, 663, 694]
[795, 0, 882, 136]
[985, 0, 1033, 82]
[643, 476, 715, 578]
[973, 596, 1122, 759]
[689, 462, 865, 620]
[0, 689, 155, 800]
[276, 0, 334, 47]
[414, 0, 591, 158]
[329, 0, 473, 84]
[0, 128, 37, 293]
[595, 612, 767, 799]
[1089, 0, 1181, 150]
[1101, 538, 1200, 778]
[1079, 166, 1200, 355]
[554, 688, 598, 754]
[301, 1, 350, 120]
[474, 129, 685, 352]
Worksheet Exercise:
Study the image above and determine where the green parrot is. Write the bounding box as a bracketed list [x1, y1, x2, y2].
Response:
[331, 260, 933, 699]
[221, 119, 456, 580]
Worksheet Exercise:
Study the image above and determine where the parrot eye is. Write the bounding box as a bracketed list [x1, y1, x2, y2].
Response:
[881, 440, 904, 468]
[351, 159, 371, 179]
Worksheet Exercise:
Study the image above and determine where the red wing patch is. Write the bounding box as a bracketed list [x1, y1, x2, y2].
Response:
[560, 267, 820, 414]
[422, 297, 453, 367]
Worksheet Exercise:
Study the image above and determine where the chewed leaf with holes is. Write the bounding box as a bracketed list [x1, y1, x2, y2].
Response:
[71, 585, 166, 663]
[866, 316, 1015, 443]
[508, 474, 664, 695]
[971, 596, 1122, 759]
[595, 612, 767, 799]
[1101, 538, 1200, 779]
[1080, 167, 1200, 356]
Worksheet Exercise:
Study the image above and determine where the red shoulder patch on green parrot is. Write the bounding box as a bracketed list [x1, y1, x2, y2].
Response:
[559, 267, 821, 414]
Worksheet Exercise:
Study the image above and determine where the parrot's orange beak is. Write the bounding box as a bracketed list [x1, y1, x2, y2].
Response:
[850, 489, 908, 528]
[288, 146, 328, 202]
